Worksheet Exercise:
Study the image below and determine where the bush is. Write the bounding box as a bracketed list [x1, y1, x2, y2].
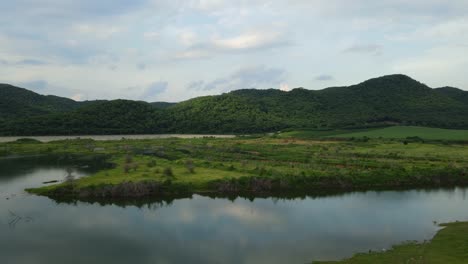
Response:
[125, 154, 133, 164]
[124, 163, 131, 173]
[15, 138, 42, 144]
[147, 159, 157, 168]
[163, 167, 174, 178]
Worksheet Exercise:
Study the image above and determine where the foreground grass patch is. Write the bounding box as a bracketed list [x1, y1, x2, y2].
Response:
[313, 221, 468, 264]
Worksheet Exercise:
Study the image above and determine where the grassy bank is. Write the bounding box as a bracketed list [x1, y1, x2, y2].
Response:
[314, 221, 468, 264]
[0, 134, 465, 198]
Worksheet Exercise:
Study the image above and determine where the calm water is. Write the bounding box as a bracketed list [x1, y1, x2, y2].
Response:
[2, 157, 468, 264]
[0, 134, 235, 143]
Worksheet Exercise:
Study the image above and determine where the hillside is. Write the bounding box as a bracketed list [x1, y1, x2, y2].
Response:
[165, 74, 468, 132]
[1, 74, 467, 135]
[0, 84, 79, 122]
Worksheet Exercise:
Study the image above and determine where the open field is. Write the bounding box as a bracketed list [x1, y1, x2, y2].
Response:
[280, 126, 468, 141]
[0, 135, 463, 199]
[331, 126, 468, 141]
[314, 221, 468, 264]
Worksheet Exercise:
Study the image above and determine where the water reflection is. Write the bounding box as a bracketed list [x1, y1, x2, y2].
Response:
[1, 158, 468, 264]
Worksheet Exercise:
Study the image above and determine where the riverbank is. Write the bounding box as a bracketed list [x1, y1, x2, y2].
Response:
[314, 221, 468, 263]
[0, 134, 235, 143]
[1, 135, 464, 199]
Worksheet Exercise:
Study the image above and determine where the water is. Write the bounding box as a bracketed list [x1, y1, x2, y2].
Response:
[1, 157, 468, 264]
[0, 134, 236, 143]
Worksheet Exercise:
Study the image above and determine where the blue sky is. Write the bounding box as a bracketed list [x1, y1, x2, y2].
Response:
[1, 0, 468, 102]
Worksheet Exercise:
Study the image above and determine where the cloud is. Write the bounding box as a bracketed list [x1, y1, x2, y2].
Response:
[0, 58, 48, 66]
[71, 93, 85, 101]
[212, 31, 287, 50]
[137, 63, 147, 71]
[73, 24, 124, 39]
[143, 31, 160, 40]
[17, 80, 49, 91]
[343, 44, 383, 55]
[392, 45, 468, 88]
[1, 0, 468, 103]
[315, 75, 334, 81]
[175, 30, 289, 60]
[17, 59, 48, 66]
[141, 81, 169, 100]
[188, 66, 287, 92]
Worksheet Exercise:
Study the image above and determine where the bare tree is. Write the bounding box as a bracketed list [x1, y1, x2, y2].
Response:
[65, 167, 75, 183]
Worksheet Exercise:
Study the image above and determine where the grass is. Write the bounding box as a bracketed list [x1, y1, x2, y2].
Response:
[0, 134, 464, 198]
[277, 128, 375, 139]
[278, 126, 468, 141]
[313, 221, 468, 264]
[330, 126, 468, 141]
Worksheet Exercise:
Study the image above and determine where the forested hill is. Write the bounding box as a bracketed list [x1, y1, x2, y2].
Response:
[0, 84, 79, 121]
[1, 74, 467, 135]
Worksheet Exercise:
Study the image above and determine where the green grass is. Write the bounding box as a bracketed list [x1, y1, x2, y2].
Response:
[329, 126, 468, 141]
[313, 221, 468, 264]
[1, 135, 465, 197]
[278, 128, 375, 139]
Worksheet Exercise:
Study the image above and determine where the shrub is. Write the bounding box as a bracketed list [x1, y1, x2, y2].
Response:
[124, 163, 131, 173]
[147, 159, 157, 168]
[125, 154, 133, 164]
[163, 167, 174, 178]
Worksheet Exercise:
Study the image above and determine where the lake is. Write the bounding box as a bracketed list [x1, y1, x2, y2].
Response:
[0, 134, 236, 143]
[1, 157, 468, 264]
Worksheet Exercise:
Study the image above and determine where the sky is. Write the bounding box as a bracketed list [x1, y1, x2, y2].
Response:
[1, 0, 468, 102]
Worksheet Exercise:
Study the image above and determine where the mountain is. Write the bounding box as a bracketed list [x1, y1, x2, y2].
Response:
[150, 102, 177, 109]
[435, 87, 468, 105]
[0, 84, 79, 122]
[1, 74, 467, 135]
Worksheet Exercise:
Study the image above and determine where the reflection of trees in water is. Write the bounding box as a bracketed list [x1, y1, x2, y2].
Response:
[8, 210, 33, 228]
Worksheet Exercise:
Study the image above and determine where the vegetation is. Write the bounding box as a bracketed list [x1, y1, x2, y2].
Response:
[0, 134, 462, 199]
[329, 126, 468, 141]
[281, 126, 468, 141]
[1, 74, 468, 135]
[314, 221, 468, 264]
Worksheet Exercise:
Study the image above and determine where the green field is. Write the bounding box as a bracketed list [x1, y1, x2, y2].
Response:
[331, 126, 468, 141]
[0, 135, 463, 199]
[280, 126, 468, 141]
[314, 221, 468, 264]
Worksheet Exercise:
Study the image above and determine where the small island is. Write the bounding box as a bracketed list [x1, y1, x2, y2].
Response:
[13, 126, 467, 200]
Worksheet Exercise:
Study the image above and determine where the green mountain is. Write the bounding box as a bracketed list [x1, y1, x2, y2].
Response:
[150, 102, 177, 109]
[1, 74, 467, 135]
[0, 84, 79, 122]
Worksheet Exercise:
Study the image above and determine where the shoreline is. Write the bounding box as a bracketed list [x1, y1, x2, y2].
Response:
[27, 175, 468, 201]
[0, 134, 236, 143]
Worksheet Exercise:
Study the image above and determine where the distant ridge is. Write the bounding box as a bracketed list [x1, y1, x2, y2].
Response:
[1, 74, 467, 135]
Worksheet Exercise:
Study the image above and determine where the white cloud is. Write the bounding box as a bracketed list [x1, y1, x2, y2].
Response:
[73, 24, 125, 39]
[212, 31, 285, 50]
[1, 0, 468, 103]
[343, 44, 383, 56]
[143, 31, 160, 40]
[188, 65, 287, 92]
[175, 29, 289, 60]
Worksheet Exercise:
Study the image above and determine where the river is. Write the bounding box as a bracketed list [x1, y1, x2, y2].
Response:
[1, 157, 468, 264]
